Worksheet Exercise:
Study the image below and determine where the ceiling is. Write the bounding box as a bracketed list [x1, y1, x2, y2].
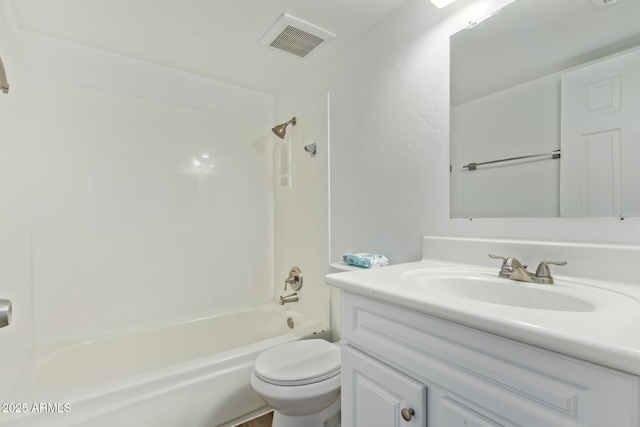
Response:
[8, 0, 410, 94]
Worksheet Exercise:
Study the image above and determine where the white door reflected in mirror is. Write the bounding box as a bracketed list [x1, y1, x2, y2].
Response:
[560, 48, 640, 218]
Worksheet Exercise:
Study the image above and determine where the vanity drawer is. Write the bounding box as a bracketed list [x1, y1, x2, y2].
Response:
[343, 293, 640, 427]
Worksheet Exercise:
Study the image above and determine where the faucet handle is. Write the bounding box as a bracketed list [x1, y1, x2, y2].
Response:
[535, 260, 567, 281]
[489, 254, 527, 267]
[488, 254, 514, 268]
[489, 254, 529, 279]
[284, 266, 303, 291]
[490, 254, 514, 278]
[0, 299, 11, 328]
[489, 254, 508, 262]
[284, 276, 296, 291]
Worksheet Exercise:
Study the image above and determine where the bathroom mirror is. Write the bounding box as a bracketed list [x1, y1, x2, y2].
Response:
[450, 0, 640, 218]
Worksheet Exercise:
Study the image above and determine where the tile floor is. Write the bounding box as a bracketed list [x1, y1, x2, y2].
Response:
[236, 411, 273, 427]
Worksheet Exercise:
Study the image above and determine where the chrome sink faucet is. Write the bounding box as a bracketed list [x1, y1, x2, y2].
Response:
[489, 254, 567, 284]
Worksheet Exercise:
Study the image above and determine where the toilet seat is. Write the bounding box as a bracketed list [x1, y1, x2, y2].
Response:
[253, 340, 341, 386]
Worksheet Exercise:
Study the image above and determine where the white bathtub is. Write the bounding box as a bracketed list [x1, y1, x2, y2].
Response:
[1, 304, 330, 427]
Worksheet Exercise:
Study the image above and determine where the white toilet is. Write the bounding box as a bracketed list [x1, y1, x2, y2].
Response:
[250, 339, 341, 427]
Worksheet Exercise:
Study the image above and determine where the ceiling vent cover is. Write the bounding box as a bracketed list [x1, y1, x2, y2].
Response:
[589, 0, 629, 9]
[260, 13, 336, 58]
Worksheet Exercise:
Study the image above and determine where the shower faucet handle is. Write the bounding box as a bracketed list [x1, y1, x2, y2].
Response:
[0, 55, 9, 95]
[283, 266, 303, 291]
[284, 276, 296, 290]
[0, 299, 12, 328]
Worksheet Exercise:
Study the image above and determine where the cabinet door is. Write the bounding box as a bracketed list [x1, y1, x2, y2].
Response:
[342, 345, 426, 427]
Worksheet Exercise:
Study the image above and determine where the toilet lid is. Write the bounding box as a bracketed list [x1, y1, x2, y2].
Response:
[254, 340, 341, 386]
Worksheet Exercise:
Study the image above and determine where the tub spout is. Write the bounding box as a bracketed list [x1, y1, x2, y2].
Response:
[279, 292, 299, 305]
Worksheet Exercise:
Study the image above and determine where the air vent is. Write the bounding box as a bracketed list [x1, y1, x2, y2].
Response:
[589, 0, 629, 10]
[260, 13, 335, 58]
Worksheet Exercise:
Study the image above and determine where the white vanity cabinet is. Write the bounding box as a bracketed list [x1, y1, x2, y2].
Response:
[340, 293, 640, 427]
[342, 346, 426, 426]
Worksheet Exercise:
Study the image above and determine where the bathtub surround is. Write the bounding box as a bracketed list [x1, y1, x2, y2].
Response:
[274, 93, 331, 328]
[27, 78, 273, 345]
[0, 23, 274, 348]
[0, 21, 32, 401]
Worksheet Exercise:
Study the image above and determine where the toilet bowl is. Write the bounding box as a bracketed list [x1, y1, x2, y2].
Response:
[250, 339, 341, 427]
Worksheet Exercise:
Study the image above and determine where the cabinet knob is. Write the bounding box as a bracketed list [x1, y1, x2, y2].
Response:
[401, 407, 415, 422]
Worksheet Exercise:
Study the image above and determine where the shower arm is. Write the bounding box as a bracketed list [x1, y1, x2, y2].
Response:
[0, 56, 9, 94]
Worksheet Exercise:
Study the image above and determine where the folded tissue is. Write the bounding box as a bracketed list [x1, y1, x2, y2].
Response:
[342, 253, 389, 268]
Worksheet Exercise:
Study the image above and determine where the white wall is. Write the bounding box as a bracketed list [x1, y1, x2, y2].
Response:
[275, 0, 640, 275]
[0, 17, 275, 348]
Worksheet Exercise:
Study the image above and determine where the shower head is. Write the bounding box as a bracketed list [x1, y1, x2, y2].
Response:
[272, 117, 297, 139]
[0, 56, 9, 94]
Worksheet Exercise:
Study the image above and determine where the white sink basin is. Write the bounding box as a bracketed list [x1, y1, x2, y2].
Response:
[402, 269, 599, 312]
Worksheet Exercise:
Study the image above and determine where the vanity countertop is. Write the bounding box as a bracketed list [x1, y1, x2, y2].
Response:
[326, 257, 640, 376]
